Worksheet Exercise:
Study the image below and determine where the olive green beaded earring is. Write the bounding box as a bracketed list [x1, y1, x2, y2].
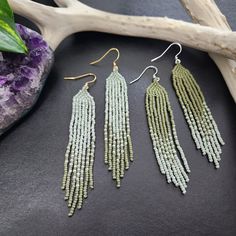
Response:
[61, 73, 96, 217]
[130, 66, 190, 194]
[151, 42, 225, 168]
[90, 48, 133, 188]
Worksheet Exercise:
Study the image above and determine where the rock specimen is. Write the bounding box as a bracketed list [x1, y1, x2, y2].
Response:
[0, 24, 54, 136]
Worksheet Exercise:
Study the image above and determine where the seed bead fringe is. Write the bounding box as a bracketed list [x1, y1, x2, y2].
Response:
[172, 63, 224, 168]
[104, 67, 133, 188]
[145, 79, 190, 194]
[61, 85, 96, 216]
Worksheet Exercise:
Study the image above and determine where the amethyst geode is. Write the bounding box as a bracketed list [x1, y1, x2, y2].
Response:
[0, 24, 53, 136]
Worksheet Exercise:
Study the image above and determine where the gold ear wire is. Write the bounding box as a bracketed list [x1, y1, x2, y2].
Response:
[64, 73, 96, 88]
[89, 48, 120, 69]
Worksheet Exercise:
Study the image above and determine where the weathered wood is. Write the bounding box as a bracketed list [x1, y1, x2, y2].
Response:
[8, 0, 236, 101]
[181, 0, 236, 102]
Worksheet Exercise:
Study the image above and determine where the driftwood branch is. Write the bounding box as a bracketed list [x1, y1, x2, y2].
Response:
[181, 0, 236, 102]
[8, 0, 236, 101]
[9, 0, 236, 60]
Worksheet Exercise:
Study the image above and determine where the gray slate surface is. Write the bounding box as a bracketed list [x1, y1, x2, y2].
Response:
[0, 0, 236, 235]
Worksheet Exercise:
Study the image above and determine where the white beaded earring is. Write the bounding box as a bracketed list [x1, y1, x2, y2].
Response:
[61, 73, 96, 217]
[90, 48, 133, 188]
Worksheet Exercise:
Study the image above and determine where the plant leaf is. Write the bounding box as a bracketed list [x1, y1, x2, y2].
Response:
[0, 0, 13, 19]
[0, 0, 28, 53]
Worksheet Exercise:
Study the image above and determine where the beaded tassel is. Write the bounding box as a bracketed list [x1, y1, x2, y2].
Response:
[104, 66, 133, 188]
[146, 78, 190, 194]
[61, 85, 95, 216]
[172, 63, 225, 168]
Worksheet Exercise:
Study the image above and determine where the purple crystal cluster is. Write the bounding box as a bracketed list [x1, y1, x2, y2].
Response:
[0, 24, 53, 136]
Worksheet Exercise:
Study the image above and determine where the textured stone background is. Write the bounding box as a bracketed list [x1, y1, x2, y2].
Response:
[0, 1, 236, 235]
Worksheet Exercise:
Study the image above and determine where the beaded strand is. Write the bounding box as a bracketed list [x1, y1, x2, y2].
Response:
[62, 85, 96, 216]
[104, 67, 133, 187]
[146, 79, 190, 194]
[172, 63, 224, 168]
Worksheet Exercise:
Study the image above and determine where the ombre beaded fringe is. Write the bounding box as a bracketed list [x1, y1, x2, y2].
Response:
[61, 85, 95, 216]
[146, 79, 190, 194]
[172, 63, 225, 168]
[104, 67, 133, 188]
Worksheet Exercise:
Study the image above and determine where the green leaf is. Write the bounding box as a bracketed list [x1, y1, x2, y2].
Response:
[0, 0, 28, 53]
[0, 0, 13, 19]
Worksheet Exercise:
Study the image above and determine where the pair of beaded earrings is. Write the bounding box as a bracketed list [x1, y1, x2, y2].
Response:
[61, 43, 224, 216]
[61, 48, 133, 216]
[130, 42, 224, 194]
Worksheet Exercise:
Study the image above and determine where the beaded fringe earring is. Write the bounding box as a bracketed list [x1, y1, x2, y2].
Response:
[152, 43, 225, 168]
[130, 66, 190, 194]
[61, 73, 96, 216]
[90, 48, 133, 188]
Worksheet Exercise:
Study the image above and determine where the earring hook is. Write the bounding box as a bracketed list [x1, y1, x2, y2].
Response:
[64, 73, 96, 89]
[90, 48, 120, 70]
[151, 42, 182, 64]
[130, 65, 159, 85]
